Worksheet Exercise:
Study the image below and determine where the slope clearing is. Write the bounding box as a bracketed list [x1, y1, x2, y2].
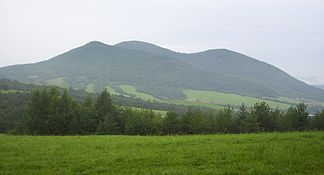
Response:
[119, 85, 161, 102]
[122, 106, 167, 117]
[183, 89, 292, 109]
[106, 86, 121, 95]
[115, 85, 300, 110]
[85, 83, 96, 93]
[45, 77, 69, 89]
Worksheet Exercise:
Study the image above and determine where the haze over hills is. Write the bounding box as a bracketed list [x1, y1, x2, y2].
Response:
[0, 40, 323, 102]
[314, 85, 324, 90]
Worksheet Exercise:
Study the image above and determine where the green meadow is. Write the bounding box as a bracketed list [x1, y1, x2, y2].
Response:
[164, 98, 224, 110]
[183, 89, 292, 109]
[106, 86, 121, 95]
[113, 85, 299, 110]
[45, 77, 69, 89]
[0, 89, 28, 94]
[85, 83, 96, 93]
[124, 106, 168, 117]
[81, 85, 324, 111]
[0, 132, 323, 175]
[119, 85, 161, 102]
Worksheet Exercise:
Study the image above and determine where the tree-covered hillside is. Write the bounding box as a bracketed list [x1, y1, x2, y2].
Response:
[0, 78, 212, 132]
[314, 84, 324, 90]
[116, 41, 324, 101]
[1, 41, 324, 101]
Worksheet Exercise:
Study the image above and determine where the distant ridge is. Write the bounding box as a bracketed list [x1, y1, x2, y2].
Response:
[314, 84, 324, 90]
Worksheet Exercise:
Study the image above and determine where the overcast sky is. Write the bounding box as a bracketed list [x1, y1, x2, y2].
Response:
[0, 0, 323, 84]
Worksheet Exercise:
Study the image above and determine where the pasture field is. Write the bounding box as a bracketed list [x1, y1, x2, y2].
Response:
[124, 106, 168, 117]
[106, 86, 121, 95]
[111, 85, 299, 110]
[0, 132, 323, 175]
[87, 85, 324, 111]
[85, 83, 96, 93]
[0, 89, 28, 94]
[164, 98, 224, 110]
[119, 85, 161, 102]
[183, 89, 291, 110]
[115, 85, 225, 109]
[150, 109, 167, 117]
[45, 77, 69, 89]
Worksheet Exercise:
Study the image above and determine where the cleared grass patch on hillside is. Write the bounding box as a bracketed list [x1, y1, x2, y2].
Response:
[84, 84, 323, 111]
[0, 89, 28, 94]
[119, 85, 161, 102]
[111, 85, 294, 110]
[266, 96, 324, 108]
[123, 106, 167, 117]
[45, 77, 69, 89]
[183, 89, 292, 109]
[0, 132, 323, 174]
[105, 86, 121, 95]
[85, 83, 96, 93]
[165, 98, 224, 110]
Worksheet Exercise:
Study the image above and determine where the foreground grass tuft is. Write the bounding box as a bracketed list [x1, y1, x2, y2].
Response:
[0, 132, 323, 175]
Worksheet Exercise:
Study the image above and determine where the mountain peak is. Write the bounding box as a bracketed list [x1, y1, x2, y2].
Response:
[115, 40, 179, 56]
[87, 40, 105, 44]
[116, 40, 158, 47]
[84, 41, 109, 47]
[203, 48, 237, 54]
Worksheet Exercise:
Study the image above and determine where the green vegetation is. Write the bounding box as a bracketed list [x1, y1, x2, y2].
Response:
[45, 77, 69, 88]
[0, 41, 324, 174]
[0, 89, 28, 94]
[151, 109, 167, 117]
[119, 85, 160, 102]
[165, 98, 223, 110]
[277, 96, 303, 104]
[116, 86, 227, 109]
[125, 106, 167, 117]
[106, 86, 120, 95]
[7, 89, 323, 135]
[1, 79, 324, 174]
[102, 85, 324, 112]
[1, 78, 324, 135]
[85, 83, 96, 93]
[0, 78, 214, 133]
[184, 89, 291, 109]
[0, 132, 323, 174]
[1, 40, 324, 102]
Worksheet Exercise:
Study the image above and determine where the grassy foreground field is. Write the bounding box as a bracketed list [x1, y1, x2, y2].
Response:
[0, 132, 323, 175]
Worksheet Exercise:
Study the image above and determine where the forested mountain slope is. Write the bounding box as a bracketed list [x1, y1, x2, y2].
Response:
[1, 41, 323, 101]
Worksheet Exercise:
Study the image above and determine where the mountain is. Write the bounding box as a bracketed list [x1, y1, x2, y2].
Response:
[1, 40, 324, 101]
[314, 84, 324, 90]
[116, 41, 324, 101]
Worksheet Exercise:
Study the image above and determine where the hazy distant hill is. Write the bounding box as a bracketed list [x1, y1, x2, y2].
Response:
[314, 85, 324, 90]
[0, 40, 324, 101]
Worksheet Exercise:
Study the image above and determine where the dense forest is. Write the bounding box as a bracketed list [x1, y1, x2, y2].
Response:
[0, 78, 210, 132]
[1, 88, 323, 135]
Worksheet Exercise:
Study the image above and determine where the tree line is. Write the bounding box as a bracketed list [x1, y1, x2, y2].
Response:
[1, 88, 324, 135]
